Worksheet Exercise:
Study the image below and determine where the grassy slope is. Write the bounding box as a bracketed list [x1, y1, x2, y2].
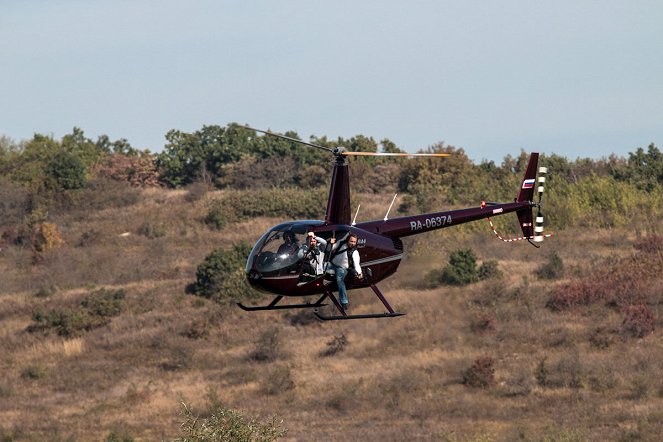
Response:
[1, 187, 662, 441]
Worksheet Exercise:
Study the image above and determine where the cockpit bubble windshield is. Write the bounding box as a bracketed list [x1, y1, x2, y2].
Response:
[246, 222, 321, 276]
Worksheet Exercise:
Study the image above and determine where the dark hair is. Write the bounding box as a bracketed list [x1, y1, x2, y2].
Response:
[348, 233, 358, 240]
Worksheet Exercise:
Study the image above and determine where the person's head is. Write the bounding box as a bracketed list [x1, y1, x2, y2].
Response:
[308, 235, 317, 247]
[348, 233, 358, 248]
[283, 232, 295, 244]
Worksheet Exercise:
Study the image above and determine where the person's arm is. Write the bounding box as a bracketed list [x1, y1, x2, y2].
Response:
[316, 236, 327, 250]
[352, 250, 362, 277]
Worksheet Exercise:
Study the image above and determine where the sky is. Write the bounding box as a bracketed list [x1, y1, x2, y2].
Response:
[1, 1, 662, 163]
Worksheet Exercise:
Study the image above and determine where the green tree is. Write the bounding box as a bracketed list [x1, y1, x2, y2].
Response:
[46, 150, 86, 190]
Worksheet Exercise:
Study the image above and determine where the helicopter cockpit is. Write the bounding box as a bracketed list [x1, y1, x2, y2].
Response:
[246, 221, 325, 277]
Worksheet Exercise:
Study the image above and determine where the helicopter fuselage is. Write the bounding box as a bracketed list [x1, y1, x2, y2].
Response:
[244, 198, 534, 298]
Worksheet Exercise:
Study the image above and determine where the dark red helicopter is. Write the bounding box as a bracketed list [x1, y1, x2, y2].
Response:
[240, 126, 550, 320]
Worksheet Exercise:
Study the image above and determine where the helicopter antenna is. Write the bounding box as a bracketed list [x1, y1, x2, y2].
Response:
[243, 125, 335, 153]
[384, 194, 398, 221]
[352, 204, 361, 226]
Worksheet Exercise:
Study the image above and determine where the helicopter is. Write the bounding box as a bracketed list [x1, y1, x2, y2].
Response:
[240, 126, 550, 320]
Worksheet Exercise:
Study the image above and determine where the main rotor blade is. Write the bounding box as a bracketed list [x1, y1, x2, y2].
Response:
[243, 125, 335, 153]
[341, 151, 450, 157]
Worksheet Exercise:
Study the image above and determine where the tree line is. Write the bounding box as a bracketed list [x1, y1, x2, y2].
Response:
[1, 123, 662, 231]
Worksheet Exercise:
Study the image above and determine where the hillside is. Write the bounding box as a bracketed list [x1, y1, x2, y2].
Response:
[1, 185, 663, 441]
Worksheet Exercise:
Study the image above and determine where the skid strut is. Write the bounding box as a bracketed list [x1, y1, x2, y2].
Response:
[314, 285, 405, 321]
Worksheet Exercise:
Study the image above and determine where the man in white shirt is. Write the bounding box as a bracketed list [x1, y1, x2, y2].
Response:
[329, 233, 362, 310]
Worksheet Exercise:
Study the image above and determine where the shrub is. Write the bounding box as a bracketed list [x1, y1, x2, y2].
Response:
[249, 327, 283, 363]
[469, 312, 495, 333]
[536, 252, 565, 280]
[28, 288, 125, 337]
[262, 365, 295, 396]
[535, 357, 549, 387]
[105, 431, 134, 442]
[137, 221, 166, 239]
[478, 260, 502, 280]
[462, 356, 495, 388]
[81, 288, 126, 318]
[621, 304, 656, 338]
[175, 402, 286, 441]
[440, 248, 479, 286]
[32, 222, 64, 253]
[193, 243, 254, 301]
[21, 363, 47, 380]
[319, 334, 348, 357]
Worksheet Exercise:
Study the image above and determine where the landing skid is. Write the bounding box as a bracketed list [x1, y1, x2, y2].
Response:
[314, 311, 405, 321]
[237, 295, 327, 311]
[313, 284, 405, 321]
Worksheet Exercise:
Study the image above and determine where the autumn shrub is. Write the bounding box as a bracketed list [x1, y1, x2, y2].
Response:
[462, 356, 495, 388]
[634, 235, 663, 253]
[32, 222, 64, 253]
[621, 304, 656, 338]
[193, 243, 254, 301]
[175, 402, 286, 441]
[536, 251, 565, 280]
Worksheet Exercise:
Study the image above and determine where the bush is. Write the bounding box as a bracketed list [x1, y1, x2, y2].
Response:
[432, 248, 479, 286]
[175, 402, 286, 441]
[29, 288, 125, 337]
[621, 304, 656, 338]
[478, 260, 502, 280]
[32, 222, 64, 253]
[319, 334, 348, 357]
[536, 252, 565, 280]
[262, 365, 295, 396]
[462, 356, 495, 388]
[249, 327, 283, 363]
[193, 243, 254, 301]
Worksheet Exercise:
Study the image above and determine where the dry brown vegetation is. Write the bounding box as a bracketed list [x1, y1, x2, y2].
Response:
[1, 184, 663, 441]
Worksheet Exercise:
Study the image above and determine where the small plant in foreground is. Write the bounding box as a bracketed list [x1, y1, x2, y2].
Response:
[175, 402, 286, 441]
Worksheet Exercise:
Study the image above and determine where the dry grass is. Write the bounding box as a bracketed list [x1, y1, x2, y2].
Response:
[0, 187, 662, 441]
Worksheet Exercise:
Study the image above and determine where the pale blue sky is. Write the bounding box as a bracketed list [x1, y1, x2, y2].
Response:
[1, 1, 662, 162]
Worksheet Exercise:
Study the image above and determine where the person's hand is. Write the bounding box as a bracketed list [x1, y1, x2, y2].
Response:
[307, 232, 314, 237]
[357, 273, 363, 280]
[330, 237, 336, 244]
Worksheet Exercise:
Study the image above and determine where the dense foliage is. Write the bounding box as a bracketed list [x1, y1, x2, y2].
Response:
[2, 123, 662, 234]
[193, 243, 255, 302]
